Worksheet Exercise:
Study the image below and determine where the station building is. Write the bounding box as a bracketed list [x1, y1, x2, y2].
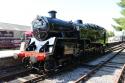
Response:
[0, 22, 31, 49]
[0, 22, 31, 38]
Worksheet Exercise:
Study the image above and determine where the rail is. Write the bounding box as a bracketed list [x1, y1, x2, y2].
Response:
[1, 42, 124, 82]
[0, 63, 32, 82]
[22, 43, 125, 83]
[115, 64, 125, 83]
[74, 48, 124, 83]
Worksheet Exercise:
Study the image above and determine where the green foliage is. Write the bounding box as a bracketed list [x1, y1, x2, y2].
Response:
[107, 31, 114, 37]
[121, 9, 125, 15]
[113, 0, 125, 31]
[118, 0, 125, 8]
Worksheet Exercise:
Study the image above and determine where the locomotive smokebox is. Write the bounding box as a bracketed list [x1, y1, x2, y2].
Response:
[76, 20, 83, 24]
[48, 10, 57, 18]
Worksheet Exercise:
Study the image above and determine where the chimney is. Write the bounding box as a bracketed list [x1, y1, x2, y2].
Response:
[76, 20, 83, 24]
[48, 10, 57, 18]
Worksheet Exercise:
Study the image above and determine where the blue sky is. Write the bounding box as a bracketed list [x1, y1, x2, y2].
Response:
[0, 0, 121, 31]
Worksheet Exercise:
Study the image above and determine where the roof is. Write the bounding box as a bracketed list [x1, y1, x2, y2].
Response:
[0, 22, 31, 31]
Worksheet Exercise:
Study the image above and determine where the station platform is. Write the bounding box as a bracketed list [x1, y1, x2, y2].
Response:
[0, 50, 20, 58]
[0, 50, 21, 68]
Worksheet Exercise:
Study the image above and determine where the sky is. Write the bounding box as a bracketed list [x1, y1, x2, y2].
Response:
[0, 0, 121, 31]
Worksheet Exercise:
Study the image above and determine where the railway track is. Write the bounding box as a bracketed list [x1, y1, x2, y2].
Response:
[74, 46, 125, 83]
[0, 64, 32, 82]
[115, 64, 125, 83]
[1, 43, 124, 83]
[40, 43, 125, 83]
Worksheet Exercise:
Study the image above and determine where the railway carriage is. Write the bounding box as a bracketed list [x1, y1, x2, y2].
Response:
[14, 11, 107, 73]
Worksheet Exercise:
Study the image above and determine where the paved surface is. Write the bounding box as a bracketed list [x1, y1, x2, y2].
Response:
[0, 50, 21, 67]
[0, 50, 20, 58]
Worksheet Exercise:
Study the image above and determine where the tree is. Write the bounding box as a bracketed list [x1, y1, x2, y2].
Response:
[113, 0, 125, 31]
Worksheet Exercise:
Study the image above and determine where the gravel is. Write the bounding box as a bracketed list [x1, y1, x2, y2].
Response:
[39, 67, 90, 83]
[37, 49, 125, 83]
[85, 49, 125, 83]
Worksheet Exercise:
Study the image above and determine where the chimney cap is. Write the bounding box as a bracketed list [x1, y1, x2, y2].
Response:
[48, 10, 57, 14]
[76, 20, 83, 24]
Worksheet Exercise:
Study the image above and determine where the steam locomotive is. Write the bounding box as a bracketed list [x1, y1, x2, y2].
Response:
[14, 11, 107, 73]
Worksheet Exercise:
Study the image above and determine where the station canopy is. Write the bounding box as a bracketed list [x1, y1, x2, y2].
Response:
[0, 22, 31, 31]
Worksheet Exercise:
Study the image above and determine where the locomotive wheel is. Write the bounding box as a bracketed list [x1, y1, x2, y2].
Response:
[44, 58, 57, 73]
[22, 57, 32, 69]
